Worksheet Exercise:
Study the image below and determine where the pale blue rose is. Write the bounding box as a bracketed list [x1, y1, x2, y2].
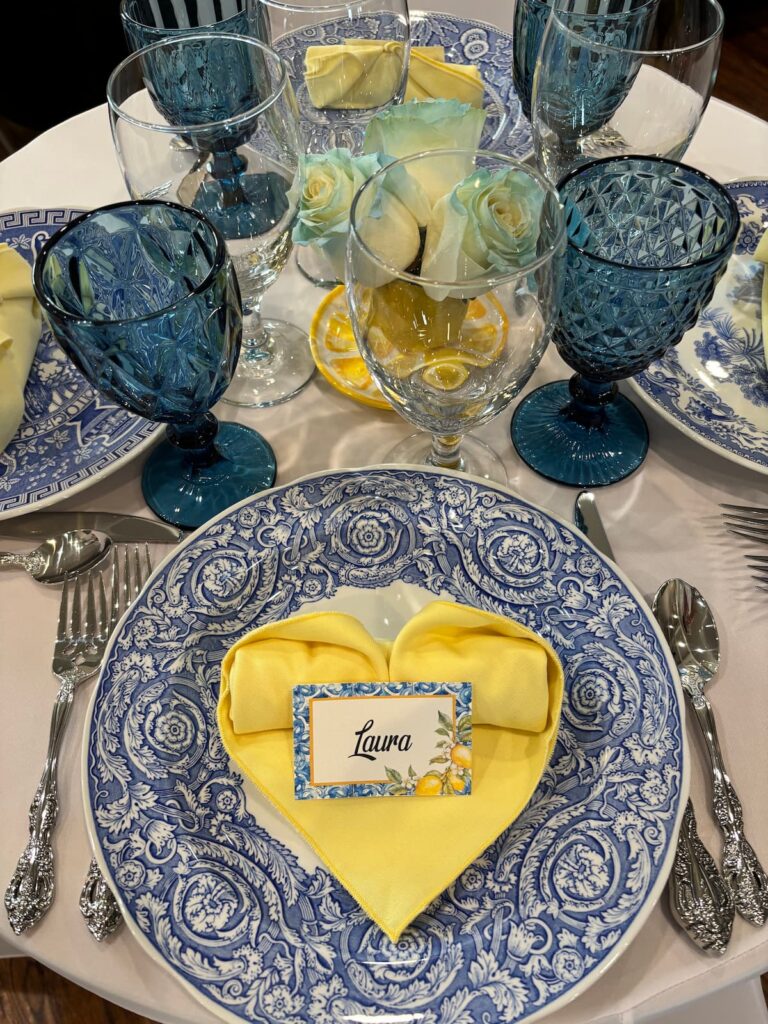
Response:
[362, 99, 487, 203]
[422, 167, 546, 291]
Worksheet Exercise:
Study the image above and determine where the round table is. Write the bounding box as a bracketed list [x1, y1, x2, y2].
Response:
[1, 19, 768, 1023]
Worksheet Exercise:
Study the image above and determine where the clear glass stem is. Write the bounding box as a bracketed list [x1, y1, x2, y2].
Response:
[428, 433, 464, 471]
[562, 374, 618, 430]
[239, 293, 276, 369]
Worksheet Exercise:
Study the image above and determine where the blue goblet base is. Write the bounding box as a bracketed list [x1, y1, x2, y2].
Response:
[511, 380, 649, 487]
[142, 421, 277, 529]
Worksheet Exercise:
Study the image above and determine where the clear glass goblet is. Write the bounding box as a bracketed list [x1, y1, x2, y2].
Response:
[256, 0, 410, 154]
[33, 200, 277, 530]
[346, 150, 565, 484]
[532, 0, 724, 184]
[510, 156, 739, 487]
[108, 33, 315, 408]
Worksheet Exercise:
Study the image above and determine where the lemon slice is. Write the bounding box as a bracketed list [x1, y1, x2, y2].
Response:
[309, 286, 392, 410]
[309, 287, 510, 409]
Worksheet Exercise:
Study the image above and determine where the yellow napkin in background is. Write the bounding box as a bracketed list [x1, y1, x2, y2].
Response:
[218, 600, 563, 941]
[405, 47, 484, 107]
[0, 244, 40, 453]
[304, 42, 484, 109]
[304, 40, 406, 109]
[755, 228, 768, 368]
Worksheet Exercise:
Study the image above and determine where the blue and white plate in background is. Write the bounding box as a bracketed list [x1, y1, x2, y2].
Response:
[631, 180, 768, 475]
[84, 467, 686, 1024]
[0, 209, 158, 519]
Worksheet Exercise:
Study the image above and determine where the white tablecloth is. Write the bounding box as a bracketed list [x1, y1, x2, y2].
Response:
[1, 15, 768, 1021]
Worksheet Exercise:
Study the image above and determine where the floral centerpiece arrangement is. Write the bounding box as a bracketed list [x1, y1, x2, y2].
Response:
[290, 99, 546, 287]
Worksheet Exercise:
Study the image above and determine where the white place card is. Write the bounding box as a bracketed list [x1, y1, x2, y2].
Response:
[292, 681, 472, 800]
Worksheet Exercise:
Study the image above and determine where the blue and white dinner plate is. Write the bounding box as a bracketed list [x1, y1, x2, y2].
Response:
[631, 179, 768, 475]
[0, 209, 159, 519]
[84, 467, 686, 1024]
[277, 10, 532, 159]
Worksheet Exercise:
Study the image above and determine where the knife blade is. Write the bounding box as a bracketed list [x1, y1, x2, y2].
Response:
[0, 510, 182, 543]
[574, 490, 616, 562]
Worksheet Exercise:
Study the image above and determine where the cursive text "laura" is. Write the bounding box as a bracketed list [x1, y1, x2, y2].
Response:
[349, 719, 413, 762]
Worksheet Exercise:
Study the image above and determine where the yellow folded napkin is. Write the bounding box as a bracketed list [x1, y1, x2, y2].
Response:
[405, 47, 484, 107]
[218, 600, 563, 941]
[755, 228, 768, 367]
[304, 42, 484, 109]
[304, 40, 406, 109]
[0, 244, 41, 453]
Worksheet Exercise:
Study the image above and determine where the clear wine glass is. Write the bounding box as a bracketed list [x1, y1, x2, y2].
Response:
[346, 150, 565, 484]
[108, 33, 315, 408]
[256, 0, 411, 154]
[33, 200, 277, 530]
[532, 0, 724, 184]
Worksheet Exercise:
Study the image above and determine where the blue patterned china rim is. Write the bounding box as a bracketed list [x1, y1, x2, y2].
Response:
[0, 209, 158, 519]
[84, 467, 686, 1024]
[277, 10, 533, 159]
[631, 180, 768, 475]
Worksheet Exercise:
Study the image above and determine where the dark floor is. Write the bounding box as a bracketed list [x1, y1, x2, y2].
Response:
[1, 5, 767, 1023]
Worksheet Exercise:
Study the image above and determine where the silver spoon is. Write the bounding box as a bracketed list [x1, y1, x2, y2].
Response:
[653, 578, 768, 927]
[0, 530, 112, 584]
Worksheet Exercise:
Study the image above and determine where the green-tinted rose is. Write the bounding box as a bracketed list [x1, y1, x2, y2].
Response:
[422, 167, 546, 288]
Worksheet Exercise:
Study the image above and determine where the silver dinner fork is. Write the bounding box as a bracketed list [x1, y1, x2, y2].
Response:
[721, 504, 768, 544]
[79, 544, 153, 941]
[5, 564, 113, 934]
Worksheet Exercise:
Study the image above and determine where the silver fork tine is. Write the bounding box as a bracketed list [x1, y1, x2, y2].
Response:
[725, 526, 768, 545]
[721, 503, 768, 516]
[97, 574, 109, 641]
[723, 514, 768, 527]
[57, 575, 71, 643]
[82, 571, 97, 640]
[69, 574, 82, 641]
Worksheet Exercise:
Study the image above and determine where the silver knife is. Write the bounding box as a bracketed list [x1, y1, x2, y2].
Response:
[574, 491, 616, 561]
[0, 511, 182, 544]
[573, 489, 734, 955]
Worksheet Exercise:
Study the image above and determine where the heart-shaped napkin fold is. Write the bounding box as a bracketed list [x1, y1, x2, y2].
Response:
[218, 600, 563, 941]
[0, 243, 41, 453]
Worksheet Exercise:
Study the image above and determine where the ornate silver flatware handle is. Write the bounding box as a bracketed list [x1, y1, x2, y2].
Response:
[668, 799, 734, 954]
[80, 859, 122, 941]
[4, 680, 74, 934]
[0, 551, 40, 573]
[690, 693, 768, 926]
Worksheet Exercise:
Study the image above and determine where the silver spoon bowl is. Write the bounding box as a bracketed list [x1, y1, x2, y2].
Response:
[0, 530, 112, 584]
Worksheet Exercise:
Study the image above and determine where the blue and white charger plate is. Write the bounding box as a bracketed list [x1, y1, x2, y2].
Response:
[84, 467, 686, 1024]
[631, 180, 768, 475]
[277, 10, 532, 159]
[0, 209, 159, 520]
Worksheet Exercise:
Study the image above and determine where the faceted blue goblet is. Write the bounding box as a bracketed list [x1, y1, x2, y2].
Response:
[33, 200, 277, 529]
[511, 156, 739, 487]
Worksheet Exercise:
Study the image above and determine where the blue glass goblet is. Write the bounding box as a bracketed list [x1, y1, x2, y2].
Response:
[33, 200, 277, 529]
[512, 0, 656, 123]
[511, 156, 739, 487]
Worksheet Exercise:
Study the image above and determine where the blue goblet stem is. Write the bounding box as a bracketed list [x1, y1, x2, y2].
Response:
[165, 414, 222, 471]
[561, 374, 618, 429]
[207, 151, 249, 208]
